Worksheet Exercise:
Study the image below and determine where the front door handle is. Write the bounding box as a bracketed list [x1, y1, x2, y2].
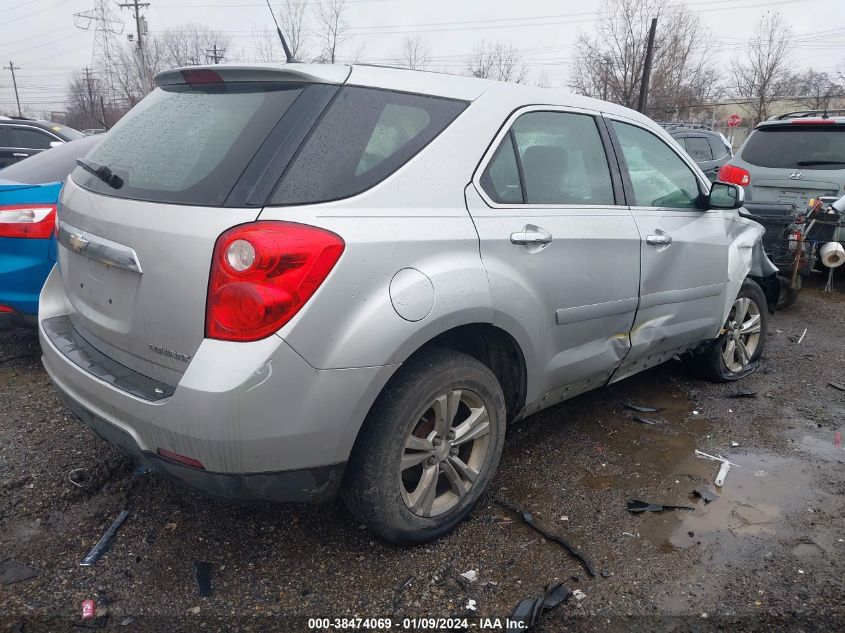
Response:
[646, 234, 673, 246]
[12, 152, 29, 158]
[510, 225, 552, 246]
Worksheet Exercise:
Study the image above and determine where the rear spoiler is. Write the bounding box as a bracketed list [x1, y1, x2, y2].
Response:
[154, 64, 351, 88]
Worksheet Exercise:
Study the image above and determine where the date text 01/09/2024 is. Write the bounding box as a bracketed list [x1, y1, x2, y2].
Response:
[306, 617, 528, 630]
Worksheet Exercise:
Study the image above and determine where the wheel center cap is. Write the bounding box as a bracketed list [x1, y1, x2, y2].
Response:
[434, 441, 451, 462]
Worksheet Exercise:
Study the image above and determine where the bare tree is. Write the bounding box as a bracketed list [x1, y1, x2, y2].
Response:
[158, 23, 232, 68]
[535, 70, 552, 88]
[315, 0, 348, 63]
[570, 0, 718, 117]
[65, 72, 108, 130]
[279, 0, 309, 60]
[396, 35, 430, 70]
[792, 68, 842, 110]
[731, 12, 794, 125]
[467, 40, 528, 83]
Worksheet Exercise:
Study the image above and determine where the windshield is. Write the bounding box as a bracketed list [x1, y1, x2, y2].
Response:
[741, 125, 845, 170]
[0, 136, 100, 184]
[72, 82, 305, 206]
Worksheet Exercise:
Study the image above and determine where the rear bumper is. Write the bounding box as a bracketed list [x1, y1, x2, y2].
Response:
[60, 390, 345, 503]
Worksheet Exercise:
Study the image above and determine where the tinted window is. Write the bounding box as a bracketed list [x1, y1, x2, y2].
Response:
[613, 121, 701, 209]
[480, 133, 523, 203]
[272, 86, 467, 205]
[73, 82, 305, 206]
[0, 127, 8, 145]
[509, 112, 614, 205]
[708, 134, 729, 160]
[685, 136, 713, 162]
[741, 126, 845, 170]
[8, 127, 55, 149]
[0, 136, 100, 184]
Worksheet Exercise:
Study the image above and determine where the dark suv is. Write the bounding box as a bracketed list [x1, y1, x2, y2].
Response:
[0, 117, 83, 168]
[660, 123, 733, 181]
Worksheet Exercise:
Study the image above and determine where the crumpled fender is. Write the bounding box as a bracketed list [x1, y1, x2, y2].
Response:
[722, 217, 768, 323]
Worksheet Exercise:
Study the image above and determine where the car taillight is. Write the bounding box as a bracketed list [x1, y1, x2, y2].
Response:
[0, 305, 14, 313]
[717, 165, 751, 187]
[206, 221, 345, 342]
[0, 204, 56, 239]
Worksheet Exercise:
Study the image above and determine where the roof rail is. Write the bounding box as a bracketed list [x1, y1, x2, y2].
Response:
[6, 115, 35, 121]
[774, 109, 845, 120]
[658, 121, 714, 131]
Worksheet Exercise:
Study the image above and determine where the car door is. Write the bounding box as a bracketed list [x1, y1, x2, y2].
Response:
[466, 107, 642, 409]
[606, 117, 731, 382]
[6, 126, 57, 163]
[0, 126, 17, 168]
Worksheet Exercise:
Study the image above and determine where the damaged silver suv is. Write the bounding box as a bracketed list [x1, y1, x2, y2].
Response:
[39, 63, 777, 543]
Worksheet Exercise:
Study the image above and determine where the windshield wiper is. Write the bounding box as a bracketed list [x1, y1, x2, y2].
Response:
[796, 160, 845, 167]
[76, 157, 123, 189]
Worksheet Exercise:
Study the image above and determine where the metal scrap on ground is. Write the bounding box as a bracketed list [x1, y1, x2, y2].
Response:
[80, 510, 130, 567]
[497, 499, 596, 577]
[506, 582, 572, 633]
[727, 390, 758, 398]
[693, 489, 719, 503]
[0, 559, 38, 584]
[627, 500, 694, 513]
[194, 560, 212, 597]
[623, 402, 663, 413]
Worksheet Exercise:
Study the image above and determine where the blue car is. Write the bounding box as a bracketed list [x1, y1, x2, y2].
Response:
[0, 136, 100, 328]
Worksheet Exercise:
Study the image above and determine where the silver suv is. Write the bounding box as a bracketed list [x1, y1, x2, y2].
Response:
[39, 64, 776, 543]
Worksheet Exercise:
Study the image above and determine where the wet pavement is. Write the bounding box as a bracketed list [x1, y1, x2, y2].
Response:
[1, 276, 844, 632]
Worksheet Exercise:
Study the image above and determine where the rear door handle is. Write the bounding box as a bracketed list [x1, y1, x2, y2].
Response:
[646, 234, 673, 246]
[510, 225, 552, 246]
[12, 152, 29, 158]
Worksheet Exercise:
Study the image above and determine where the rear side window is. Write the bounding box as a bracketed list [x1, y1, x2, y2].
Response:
[708, 135, 729, 160]
[73, 82, 305, 205]
[271, 87, 467, 205]
[9, 127, 55, 149]
[741, 125, 845, 170]
[685, 137, 713, 162]
[480, 111, 615, 206]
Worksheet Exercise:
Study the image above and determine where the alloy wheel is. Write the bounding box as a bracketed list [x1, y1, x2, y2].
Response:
[721, 296, 762, 372]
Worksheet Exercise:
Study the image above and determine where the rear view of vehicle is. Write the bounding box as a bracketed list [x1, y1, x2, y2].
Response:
[660, 123, 732, 181]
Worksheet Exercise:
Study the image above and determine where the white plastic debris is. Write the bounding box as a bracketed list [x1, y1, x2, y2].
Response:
[572, 589, 586, 601]
[560, 516, 569, 522]
[460, 570, 478, 583]
[755, 470, 768, 477]
[693, 410, 700, 415]
[798, 569, 805, 575]
[715, 461, 731, 487]
[466, 599, 477, 611]
[731, 441, 739, 447]
[797, 328, 807, 345]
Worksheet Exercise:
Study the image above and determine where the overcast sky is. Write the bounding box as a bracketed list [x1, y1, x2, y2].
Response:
[2, 0, 844, 118]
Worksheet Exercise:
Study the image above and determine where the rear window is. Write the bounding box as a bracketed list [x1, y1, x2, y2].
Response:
[0, 136, 100, 184]
[741, 125, 845, 170]
[73, 82, 305, 206]
[270, 86, 467, 205]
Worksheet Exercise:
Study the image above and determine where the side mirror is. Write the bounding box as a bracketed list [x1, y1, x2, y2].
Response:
[49, 141, 65, 148]
[708, 181, 744, 210]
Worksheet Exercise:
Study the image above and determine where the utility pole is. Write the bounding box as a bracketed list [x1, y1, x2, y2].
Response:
[83, 66, 95, 107]
[637, 18, 658, 114]
[118, 0, 149, 90]
[206, 43, 225, 64]
[4, 61, 23, 117]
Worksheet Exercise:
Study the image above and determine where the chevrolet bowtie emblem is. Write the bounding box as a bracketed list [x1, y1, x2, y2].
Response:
[68, 232, 90, 252]
[788, 171, 804, 180]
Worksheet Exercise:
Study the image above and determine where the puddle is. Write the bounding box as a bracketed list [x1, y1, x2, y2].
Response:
[795, 433, 845, 462]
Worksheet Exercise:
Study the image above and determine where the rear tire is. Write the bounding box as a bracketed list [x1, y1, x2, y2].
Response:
[343, 348, 506, 544]
[693, 279, 768, 382]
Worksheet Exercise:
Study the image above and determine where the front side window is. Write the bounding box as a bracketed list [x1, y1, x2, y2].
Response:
[613, 121, 702, 209]
[9, 127, 55, 150]
[479, 111, 615, 206]
[271, 87, 467, 205]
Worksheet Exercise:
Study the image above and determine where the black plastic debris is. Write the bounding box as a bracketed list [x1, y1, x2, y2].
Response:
[0, 559, 38, 584]
[693, 489, 719, 503]
[194, 560, 212, 597]
[727, 390, 758, 398]
[627, 499, 694, 513]
[497, 499, 596, 577]
[80, 510, 130, 567]
[828, 382, 845, 392]
[631, 416, 661, 426]
[623, 402, 662, 413]
[507, 582, 571, 633]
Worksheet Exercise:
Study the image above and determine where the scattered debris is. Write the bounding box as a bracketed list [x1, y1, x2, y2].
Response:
[560, 516, 569, 522]
[693, 410, 700, 415]
[188, 606, 201, 615]
[693, 489, 719, 503]
[572, 589, 586, 600]
[465, 598, 477, 612]
[194, 560, 213, 597]
[120, 617, 135, 626]
[0, 559, 38, 584]
[727, 390, 758, 398]
[694, 450, 739, 486]
[622, 532, 638, 538]
[797, 328, 808, 345]
[632, 415, 661, 426]
[507, 583, 571, 633]
[497, 499, 596, 577]
[81, 599, 96, 621]
[731, 441, 740, 447]
[80, 510, 130, 567]
[828, 382, 845, 392]
[835, 431, 842, 450]
[755, 470, 768, 477]
[68, 468, 87, 489]
[600, 570, 612, 578]
[459, 570, 478, 583]
[623, 402, 662, 413]
[798, 569, 805, 575]
[627, 500, 694, 513]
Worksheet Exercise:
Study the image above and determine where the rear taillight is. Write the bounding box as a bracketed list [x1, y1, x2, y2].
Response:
[717, 165, 751, 187]
[206, 221, 345, 342]
[0, 305, 14, 313]
[0, 204, 56, 239]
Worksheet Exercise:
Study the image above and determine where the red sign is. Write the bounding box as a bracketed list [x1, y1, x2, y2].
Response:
[728, 113, 742, 128]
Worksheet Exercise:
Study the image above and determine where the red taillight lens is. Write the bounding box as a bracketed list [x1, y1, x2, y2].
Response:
[157, 448, 206, 470]
[0, 305, 14, 313]
[0, 204, 56, 239]
[206, 221, 345, 342]
[181, 68, 223, 84]
[717, 165, 751, 187]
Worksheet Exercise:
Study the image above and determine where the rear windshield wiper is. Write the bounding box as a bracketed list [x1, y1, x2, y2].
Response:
[76, 157, 124, 189]
[796, 160, 845, 167]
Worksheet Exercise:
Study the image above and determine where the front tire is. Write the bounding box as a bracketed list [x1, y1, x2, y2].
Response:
[342, 348, 506, 544]
[693, 278, 768, 382]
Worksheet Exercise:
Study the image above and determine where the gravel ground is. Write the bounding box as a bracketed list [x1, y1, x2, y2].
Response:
[1, 276, 844, 633]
